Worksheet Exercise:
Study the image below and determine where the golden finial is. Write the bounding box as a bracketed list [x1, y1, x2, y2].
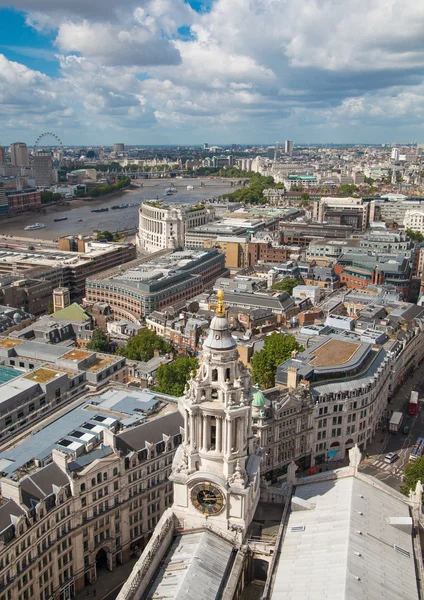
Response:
[216, 289, 225, 316]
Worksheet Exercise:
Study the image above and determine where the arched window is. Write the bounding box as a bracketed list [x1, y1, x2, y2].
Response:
[212, 369, 218, 382]
[225, 368, 231, 381]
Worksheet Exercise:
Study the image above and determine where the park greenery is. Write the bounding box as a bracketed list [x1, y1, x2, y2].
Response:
[400, 455, 424, 497]
[116, 328, 172, 362]
[222, 173, 284, 205]
[47, 300, 54, 315]
[251, 333, 304, 389]
[96, 231, 122, 242]
[41, 191, 62, 204]
[406, 229, 424, 243]
[152, 357, 199, 396]
[86, 328, 110, 352]
[271, 278, 302, 295]
[87, 177, 131, 198]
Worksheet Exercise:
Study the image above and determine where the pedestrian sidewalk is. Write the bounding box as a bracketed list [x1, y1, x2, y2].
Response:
[75, 558, 138, 600]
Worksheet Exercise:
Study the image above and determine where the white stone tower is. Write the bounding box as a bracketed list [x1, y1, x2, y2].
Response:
[170, 290, 261, 539]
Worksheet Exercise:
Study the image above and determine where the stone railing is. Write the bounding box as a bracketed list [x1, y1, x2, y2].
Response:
[116, 509, 175, 600]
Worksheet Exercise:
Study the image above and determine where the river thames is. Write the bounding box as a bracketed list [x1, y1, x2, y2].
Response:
[0, 179, 235, 240]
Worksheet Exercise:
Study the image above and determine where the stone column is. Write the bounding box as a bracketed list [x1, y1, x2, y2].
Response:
[184, 410, 188, 442]
[202, 415, 208, 452]
[189, 414, 195, 448]
[227, 418, 232, 455]
[216, 416, 221, 453]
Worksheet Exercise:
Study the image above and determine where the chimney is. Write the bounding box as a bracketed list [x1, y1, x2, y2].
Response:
[287, 366, 298, 390]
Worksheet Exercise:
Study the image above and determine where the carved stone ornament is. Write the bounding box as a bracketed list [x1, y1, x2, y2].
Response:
[228, 459, 247, 487]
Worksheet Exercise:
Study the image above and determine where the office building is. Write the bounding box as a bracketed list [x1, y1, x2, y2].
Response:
[404, 209, 424, 233]
[34, 152, 56, 187]
[391, 147, 400, 161]
[0, 184, 7, 216]
[0, 242, 136, 303]
[313, 196, 370, 231]
[113, 143, 125, 154]
[10, 142, 29, 167]
[137, 202, 215, 253]
[285, 139, 293, 155]
[0, 386, 182, 598]
[276, 335, 391, 462]
[7, 188, 41, 214]
[86, 248, 227, 320]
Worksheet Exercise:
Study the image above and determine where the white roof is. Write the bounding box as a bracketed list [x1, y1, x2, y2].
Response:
[272, 474, 419, 600]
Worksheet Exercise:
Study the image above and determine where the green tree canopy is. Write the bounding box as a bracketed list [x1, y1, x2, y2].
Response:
[117, 328, 172, 362]
[47, 299, 54, 315]
[271, 278, 302, 295]
[87, 328, 110, 352]
[406, 229, 424, 242]
[400, 455, 424, 497]
[338, 184, 359, 196]
[251, 333, 304, 389]
[152, 357, 199, 396]
[97, 231, 114, 242]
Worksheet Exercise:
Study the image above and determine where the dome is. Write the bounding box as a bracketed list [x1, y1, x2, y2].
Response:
[203, 289, 237, 351]
[252, 384, 267, 407]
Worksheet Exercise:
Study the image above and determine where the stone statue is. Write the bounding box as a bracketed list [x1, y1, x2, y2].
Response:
[348, 444, 362, 470]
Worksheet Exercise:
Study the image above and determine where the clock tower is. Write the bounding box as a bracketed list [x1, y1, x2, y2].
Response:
[170, 290, 261, 539]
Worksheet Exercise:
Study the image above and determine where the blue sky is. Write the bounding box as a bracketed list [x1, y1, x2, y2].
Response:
[1, 0, 424, 146]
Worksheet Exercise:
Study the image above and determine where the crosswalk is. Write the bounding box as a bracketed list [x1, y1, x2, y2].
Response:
[371, 458, 404, 479]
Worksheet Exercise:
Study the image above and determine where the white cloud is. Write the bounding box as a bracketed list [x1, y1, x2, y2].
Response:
[3, 0, 424, 142]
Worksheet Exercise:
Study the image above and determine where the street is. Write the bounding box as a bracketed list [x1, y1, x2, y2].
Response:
[360, 365, 424, 490]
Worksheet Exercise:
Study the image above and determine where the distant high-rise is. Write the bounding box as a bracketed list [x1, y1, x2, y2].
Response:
[267, 146, 275, 159]
[113, 143, 125, 155]
[34, 152, 55, 186]
[203, 143, 209, 149]
[10, 142, 29, 167]
[391, 147, 400, 161]
[0, 146, 5, 165]
[285, 140, 293, 156]
[274, 141, 280, 160]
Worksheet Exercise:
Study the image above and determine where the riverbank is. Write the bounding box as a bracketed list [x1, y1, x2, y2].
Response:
[0, 179, 234, 240]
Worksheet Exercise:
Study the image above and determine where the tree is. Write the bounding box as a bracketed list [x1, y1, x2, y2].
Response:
[153, 357, 199, 396]
[338, 184, 359, 196]
[87, 328, 110, 352]
[251, 333, 304, 389]
[406, 229, 424, 243]
[47, 300, 54, 315]
[97, 231, 114, 242]
[271, 278, 302, 295]
[400, 455, 424, 497]
[117, 328, 172, 362]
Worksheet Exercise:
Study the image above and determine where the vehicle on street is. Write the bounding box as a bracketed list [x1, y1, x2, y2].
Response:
[403, 425, 409, 435]
[410, 437, 424, 462]
[408, 391, 419, 416]
[384, 452, 399, 464]
[389, 411, 403, 433]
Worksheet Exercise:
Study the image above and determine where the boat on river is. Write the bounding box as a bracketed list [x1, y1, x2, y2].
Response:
[91, 208, 109, 213]
[111, 203, 130, 209]
[24, 223, 45, 230]
[54, 217, 68, 222]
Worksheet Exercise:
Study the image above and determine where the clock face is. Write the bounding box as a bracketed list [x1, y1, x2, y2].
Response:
[191, 482, 225, 515]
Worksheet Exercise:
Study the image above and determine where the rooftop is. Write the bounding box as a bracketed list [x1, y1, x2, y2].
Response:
[0, 338, 23, 349]
[24, 367, 64, 384]
[272, 471, 419, 600]
[86, 356, 115, 372]
[310, 339, 361, 367]
[62, 349, 91, 361]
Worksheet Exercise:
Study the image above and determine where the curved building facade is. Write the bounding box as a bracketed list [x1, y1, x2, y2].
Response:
[137, 202, 215, 253]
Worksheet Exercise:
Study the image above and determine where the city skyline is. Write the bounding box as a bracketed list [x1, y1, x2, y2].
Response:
[1, 0, 424, 145]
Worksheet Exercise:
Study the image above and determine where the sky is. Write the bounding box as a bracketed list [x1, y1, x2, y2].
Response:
[1, 0, 424, 146]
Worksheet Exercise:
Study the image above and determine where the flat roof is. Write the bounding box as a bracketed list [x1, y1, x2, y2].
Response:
[310, 339, 361, 368]
[24, 367, 65, 384]
[0, 338, 23, 349]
